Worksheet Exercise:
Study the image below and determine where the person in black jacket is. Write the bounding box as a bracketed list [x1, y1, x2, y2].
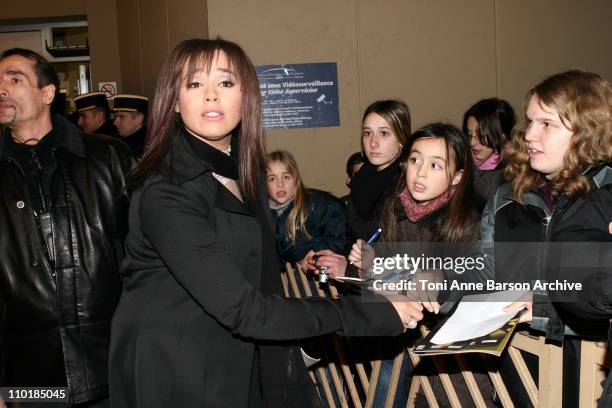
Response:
[459, 70, 612, 407]
[0, 49, 133, 407]
[108, 38, 423, 408]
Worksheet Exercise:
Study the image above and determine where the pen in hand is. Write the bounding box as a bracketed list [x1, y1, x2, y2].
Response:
[349, 228, 382, 265]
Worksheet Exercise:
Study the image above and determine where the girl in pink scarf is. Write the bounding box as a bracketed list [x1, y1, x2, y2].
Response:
[462, 98, 516, 201]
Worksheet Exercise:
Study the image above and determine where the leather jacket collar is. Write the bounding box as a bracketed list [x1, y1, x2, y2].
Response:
[0, 114, 87, 161]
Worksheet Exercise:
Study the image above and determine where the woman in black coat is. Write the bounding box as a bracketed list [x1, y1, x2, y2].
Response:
[108, 38, 423, 408]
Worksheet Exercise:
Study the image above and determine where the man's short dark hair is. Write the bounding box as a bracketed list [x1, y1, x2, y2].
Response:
[1, 48, 60, 93]
[92, 106, 110, 120]
[79, 106, 110, 120]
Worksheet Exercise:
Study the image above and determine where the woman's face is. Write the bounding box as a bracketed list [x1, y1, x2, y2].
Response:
[405, 137, 462, 205]
[362, 112, 403, 171]
[266, 160, 297, 205]
[175, 51, 242, 150]
[466, 116, 495, 162]
[524, 95, 573, 179]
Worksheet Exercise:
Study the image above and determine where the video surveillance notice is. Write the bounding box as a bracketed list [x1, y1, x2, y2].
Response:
[256, 62, 340, 129]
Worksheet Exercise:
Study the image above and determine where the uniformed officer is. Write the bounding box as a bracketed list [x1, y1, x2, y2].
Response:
[74, 91, 117, 137]
[112, 94, 148, 158]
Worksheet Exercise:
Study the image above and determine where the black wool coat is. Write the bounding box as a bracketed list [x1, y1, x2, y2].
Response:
[109, 129, 403, 408]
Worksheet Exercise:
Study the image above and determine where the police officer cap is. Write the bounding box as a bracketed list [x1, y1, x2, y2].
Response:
[113, 94, 149, 114]
[74, 92, 109, 112]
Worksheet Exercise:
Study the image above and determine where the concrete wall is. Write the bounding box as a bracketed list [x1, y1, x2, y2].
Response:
[207, 0, 612, 196]
[1, 0, 209, 100]
[3, 0, 612, 196]
[116, 0, 208, 97]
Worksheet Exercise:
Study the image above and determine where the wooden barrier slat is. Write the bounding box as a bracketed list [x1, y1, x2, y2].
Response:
[432, 356, 462, 408]
[285, 265, 301, 299]
[408, 353, 440, 408]
[508, 347, 538, 407]
[406, 371, 421, 408]
[332, 338, 363, 408]
[326, 282, 371, 394]
[541, 337, 563, 408]
[384, 350, 405, 408]
[349, 338, 371, 392]
[280, 271, 289, 298]
[455, 354, 487, 408]
[364, 359, 382, 408]
[481, 356, 514, 408]
[316, 364, 338, 408]
[579, 340, 612, 408]
[295, 266, 363, 408]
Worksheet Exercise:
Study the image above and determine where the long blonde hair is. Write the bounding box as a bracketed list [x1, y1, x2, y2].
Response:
[267, 151, 311, 243]
[505, 70, 612, 202]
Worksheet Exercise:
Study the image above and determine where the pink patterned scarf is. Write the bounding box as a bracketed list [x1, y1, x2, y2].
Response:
[399, 185, 456, 222]
[473, 151, 502, 171]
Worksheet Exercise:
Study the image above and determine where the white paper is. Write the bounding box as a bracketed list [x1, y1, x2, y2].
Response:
[300, 347, 321, 368]
[334, 276, 367, 282]
[430, 290, 527, 345]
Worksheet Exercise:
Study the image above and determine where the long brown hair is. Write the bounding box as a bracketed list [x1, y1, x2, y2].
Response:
[128, 38, 266, 201]
[379, 123, 478, 243]
[266, 151, 310, 243]
[362, 99, 411, 148]
[505, 70, 612, 202]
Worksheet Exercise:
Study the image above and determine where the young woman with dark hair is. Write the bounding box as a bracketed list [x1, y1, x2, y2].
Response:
[346, 123, 486, 407]
[376, 122, 482, 245]
[108, 38, 421, 408]
[347, 99, 411, 241]
[462, 98, 516, 201]
[315, 123, 482, 279]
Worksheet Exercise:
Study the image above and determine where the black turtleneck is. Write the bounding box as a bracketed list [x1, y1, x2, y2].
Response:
[184, 128, 239, 180]
[349, 160, 401, 221]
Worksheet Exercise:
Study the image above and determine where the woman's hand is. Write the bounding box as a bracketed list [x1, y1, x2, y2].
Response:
[409, 269, 445, 314]
[389, 300, 424, 331]
[299, 250, 316, 272]
[312, 249, 347, 278]
[503, 292, 533, 323]
[347, 239, 375, 272]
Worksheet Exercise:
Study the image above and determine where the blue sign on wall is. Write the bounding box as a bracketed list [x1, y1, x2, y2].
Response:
[256, 62, 340, 129]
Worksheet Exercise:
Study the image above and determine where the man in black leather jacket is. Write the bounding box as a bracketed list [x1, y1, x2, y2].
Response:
[0, 49, 133, 407]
